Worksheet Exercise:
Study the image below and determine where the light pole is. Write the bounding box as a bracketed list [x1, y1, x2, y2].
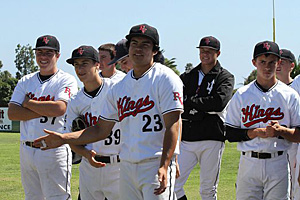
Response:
[273, 0, 276, 42]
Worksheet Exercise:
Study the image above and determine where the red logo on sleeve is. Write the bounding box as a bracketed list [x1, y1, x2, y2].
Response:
[173, 92, 183, 105]
[64, 87, 72, 98]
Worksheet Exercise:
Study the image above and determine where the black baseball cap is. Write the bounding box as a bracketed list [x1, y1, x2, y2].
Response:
[66, 45, 99, 65]
[33, 35, 60, 52]
[253, 41, 280, 59]
[280, 49, 295, 62]
[108, 39, 129, 65]
[197, 36, 220, 51]
[126, 23, 159, 46]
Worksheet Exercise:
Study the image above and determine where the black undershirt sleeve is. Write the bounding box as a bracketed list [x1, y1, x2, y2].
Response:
[225, 125, 251, 142]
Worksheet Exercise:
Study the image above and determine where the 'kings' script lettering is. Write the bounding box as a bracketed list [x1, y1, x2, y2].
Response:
[117, 95, 154, 121]
[241, 104, 284, 127]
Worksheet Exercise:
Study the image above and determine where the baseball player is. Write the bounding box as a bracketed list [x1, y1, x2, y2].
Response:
[225, 41, 300, 200]
[174, 36, 234, 200]
[282, 50, 300, 200]
[7, 35, 78, 200]
[276, 48, 297, 198]
[108, 39, 133, 73]
[64, 45, 124, 200]
[34, 23, 183, 200]
[98, 43, 125, 81]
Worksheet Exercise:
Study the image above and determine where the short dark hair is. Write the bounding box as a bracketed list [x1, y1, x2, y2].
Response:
[98, 43, 115, 59]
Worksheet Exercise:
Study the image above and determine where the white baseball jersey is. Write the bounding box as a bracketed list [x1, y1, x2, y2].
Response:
[290, 75, 300, 170]
[291, 75, 300, 94]
[10, 70, 78, 141]
[99, 69, 126, 84]
[99, 63, 184, 163]
[225, 80, 300, 152]
[65, 77, 124, 155]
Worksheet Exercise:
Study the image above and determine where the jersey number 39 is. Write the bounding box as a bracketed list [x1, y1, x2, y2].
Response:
[105, 129, 121, 145]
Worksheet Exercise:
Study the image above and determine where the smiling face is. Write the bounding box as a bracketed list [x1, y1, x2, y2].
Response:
[199, 47, 219, 68]
[253, 54, 280, 88]
[128, 36, 157, 69]
[118, 56, 133, 73]
[35, 49, 60, 75]
[73, 58, 99, 84]
[276, 58, 294, 81]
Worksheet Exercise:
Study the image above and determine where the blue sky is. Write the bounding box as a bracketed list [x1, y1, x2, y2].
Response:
[1, 0, 299, 88]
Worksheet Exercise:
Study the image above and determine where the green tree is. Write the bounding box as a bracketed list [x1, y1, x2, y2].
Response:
[291, 60, 300, 79]
[243, 69, 257, 85]
[164, 57, 180, 76]
[14, 44, 38, 79]
[0, 61, 18, 106]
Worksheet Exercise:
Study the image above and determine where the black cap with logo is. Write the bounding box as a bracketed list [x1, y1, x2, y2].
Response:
[108, 39, 129, 65]
[33, 35, 60, 52]
[253, 41, 280, 59]
[126, 23, 159, 46]
[66, 45, 99, 65]
[280, 49, 295, 62]
[197, 36, 220, 51]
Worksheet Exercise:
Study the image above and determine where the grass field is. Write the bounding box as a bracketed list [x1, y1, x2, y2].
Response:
[0, 132, 240, 199]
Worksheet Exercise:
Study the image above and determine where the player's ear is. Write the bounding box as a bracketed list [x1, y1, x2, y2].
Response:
[291, 62, 295, 71]
[56, 52, 61, 59]
[252, 59, 256, 67]
[217, 50, 221, 57]
[95, 62, 100, 71]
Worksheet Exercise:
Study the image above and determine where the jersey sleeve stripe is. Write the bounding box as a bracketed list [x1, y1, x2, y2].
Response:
[56, 98, 71, 102]
[291, 125, 300, 128]
[224, 122, 240, 128]
[161, 108, 184, 115]
[99, 115, 119, 123]
[9, 101, 22, 106]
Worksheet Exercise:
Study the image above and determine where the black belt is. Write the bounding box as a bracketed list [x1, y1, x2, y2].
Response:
[94, 155, 120, 164]
[23, 141, 39, 149]
[242, 151, 284, 159]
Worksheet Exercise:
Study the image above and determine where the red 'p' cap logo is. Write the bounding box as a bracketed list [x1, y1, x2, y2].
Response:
[139, 25, 147, 34]
[77, 48, 84, 55]
[43, 37, 49, 44]
[205, 38, 210, 45]
[263, 42, 270, 50]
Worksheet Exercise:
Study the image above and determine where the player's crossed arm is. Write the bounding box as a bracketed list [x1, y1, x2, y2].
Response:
[247, 121, 300, 142]
[247, 127, 270, 139]
[266, 121, 300, 142]
[22, 95, 67, 117]
[226, 123, 288, 142]
[8, 103, 42, 121]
